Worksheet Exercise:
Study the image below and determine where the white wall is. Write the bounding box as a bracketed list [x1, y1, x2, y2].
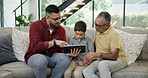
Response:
[29, 0, 38, 22]
[3, 0, 38, 27]
[4, 0, 20, 27]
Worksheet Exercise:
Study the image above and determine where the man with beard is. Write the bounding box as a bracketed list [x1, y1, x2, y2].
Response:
[25, 5, 70, 78]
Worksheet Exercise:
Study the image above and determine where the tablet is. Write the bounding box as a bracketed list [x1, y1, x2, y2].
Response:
[63, 44, 85, 53]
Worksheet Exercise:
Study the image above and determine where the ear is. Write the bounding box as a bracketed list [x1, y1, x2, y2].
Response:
[105, 25, 109, 30]
[46, 16, 49, 19]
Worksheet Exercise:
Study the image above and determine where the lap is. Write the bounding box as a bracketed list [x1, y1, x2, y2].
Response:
[27, 54, 48, 67]
[85, 58, 125, 73]
[98, 58, 126, 72]
[27, 53, 70, 68]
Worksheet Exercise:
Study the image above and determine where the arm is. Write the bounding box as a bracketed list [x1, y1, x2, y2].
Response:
[84, 48, 119, 63]
[69, 36, 74, 45]
[84, 33, 121, 62]
[87, 37, 95, 52]
[68, 36, 81, 57]
[29, 23, 68, 53]
[29, 23, 49, 53]
[97, 48, 119, 60]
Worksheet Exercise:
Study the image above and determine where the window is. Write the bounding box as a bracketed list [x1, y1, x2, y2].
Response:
[111, 0, 124, 27]
[125, 0, 148, 28]
[40, 0, 63, 19]
[39, 0, 148, 28]
[62, 0, 113, 28]
[64, 1, 93, 28]
[0, 0, 3, 27]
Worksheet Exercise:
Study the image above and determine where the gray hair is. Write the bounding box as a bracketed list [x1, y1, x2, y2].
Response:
[97, 12, 111, 24]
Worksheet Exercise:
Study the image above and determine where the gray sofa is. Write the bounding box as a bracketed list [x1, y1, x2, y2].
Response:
[0, 26, 148, 78]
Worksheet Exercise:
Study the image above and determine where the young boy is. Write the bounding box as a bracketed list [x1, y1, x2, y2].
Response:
[64, 21, 94, 78]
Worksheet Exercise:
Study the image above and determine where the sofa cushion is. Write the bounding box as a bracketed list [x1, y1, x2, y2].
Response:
[112, 60, 148, 78]
[116, 26, 148, 60]
[117, 29, 147, 65]
[0, 70, 13, 78]
[12, 29, 29, 61]
[0, 62, 51, 78]
[0, 34, 19, 66]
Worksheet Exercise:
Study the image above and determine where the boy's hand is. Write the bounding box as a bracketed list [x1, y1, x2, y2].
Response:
[68, 48, 81, 57]
[77, 61, 86, 66]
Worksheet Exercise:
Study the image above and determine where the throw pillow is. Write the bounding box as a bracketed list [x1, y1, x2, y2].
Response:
[0, 34, 19, 66]
[116, 29, 147, 65]
[12, 29, 29, 61]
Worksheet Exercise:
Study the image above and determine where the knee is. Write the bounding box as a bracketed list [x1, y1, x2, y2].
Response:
[58, 53, 70, 64]
[82, 68, 88, 76]
[64, 70, 71, 78]
[30, 54, 48, 68]
[64, 70, 71, 75]
[74, 70, 82, 78]
[98, 61, 109, 70]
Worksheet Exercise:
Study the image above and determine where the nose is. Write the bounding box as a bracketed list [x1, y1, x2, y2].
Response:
[78, 35, 81, 38]
[57, 19, 61, 23]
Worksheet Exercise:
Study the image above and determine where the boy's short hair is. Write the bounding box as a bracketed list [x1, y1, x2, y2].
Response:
[74, 21, 86, 32]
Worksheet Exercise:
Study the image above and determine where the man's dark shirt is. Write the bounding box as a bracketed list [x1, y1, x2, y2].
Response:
[25, 18, 66, 63]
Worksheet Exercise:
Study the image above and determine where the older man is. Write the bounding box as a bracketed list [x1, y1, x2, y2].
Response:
[83, 12, 127, 78]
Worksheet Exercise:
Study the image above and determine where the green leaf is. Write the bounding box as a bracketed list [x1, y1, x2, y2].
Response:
[28, 14, 33, 21]
[16, 14, 33, 26]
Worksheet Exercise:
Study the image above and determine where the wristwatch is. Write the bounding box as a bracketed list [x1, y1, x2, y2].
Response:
[53, 39, 56, 46]
[99, 53, 104, 59]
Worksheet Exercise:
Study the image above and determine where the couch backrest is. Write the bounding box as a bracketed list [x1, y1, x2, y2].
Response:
[116, 26, 148, 60]
[0, 27, 20, 36]
[63, 26, 96, 43]
[1, 26, 147, 60]
[0, 27, 13, 35]
[19, 26, 30, 33]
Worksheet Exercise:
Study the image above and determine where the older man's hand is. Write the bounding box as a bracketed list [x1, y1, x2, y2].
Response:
[84, 52, 99, 63]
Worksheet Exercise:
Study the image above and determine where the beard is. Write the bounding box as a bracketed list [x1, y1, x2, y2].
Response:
[49, 20, 60, 29]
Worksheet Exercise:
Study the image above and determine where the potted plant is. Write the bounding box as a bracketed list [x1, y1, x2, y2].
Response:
[16, 14, 33, 27]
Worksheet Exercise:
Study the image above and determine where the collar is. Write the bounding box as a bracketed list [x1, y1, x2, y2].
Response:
[72, 36, 86, 40]
[41, 18, 48, 29]
[100, 25, 112, 35]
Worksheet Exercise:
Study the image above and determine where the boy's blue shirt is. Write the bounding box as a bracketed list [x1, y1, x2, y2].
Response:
[69, 36, 94, 61]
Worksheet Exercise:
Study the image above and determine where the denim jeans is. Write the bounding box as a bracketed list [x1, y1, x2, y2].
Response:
[83, 58, 126, 78]
[27, 53, 70, 78]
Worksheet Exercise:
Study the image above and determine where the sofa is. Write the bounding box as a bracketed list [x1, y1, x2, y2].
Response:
[0, 26, 148, 78]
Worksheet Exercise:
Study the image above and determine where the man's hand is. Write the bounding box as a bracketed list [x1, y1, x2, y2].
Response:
[68, 48, 81, 57]
[84, 52, 99, 63]
[55, 40, 69, 47]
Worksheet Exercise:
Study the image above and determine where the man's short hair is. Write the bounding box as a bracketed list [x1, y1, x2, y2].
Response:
[74, 21, 86, 32]
[46, 5, 59, 14]
[97, 12, 111, 24]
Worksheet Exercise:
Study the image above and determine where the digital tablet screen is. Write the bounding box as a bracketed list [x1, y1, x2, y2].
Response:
[63, 44, 85, 53]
